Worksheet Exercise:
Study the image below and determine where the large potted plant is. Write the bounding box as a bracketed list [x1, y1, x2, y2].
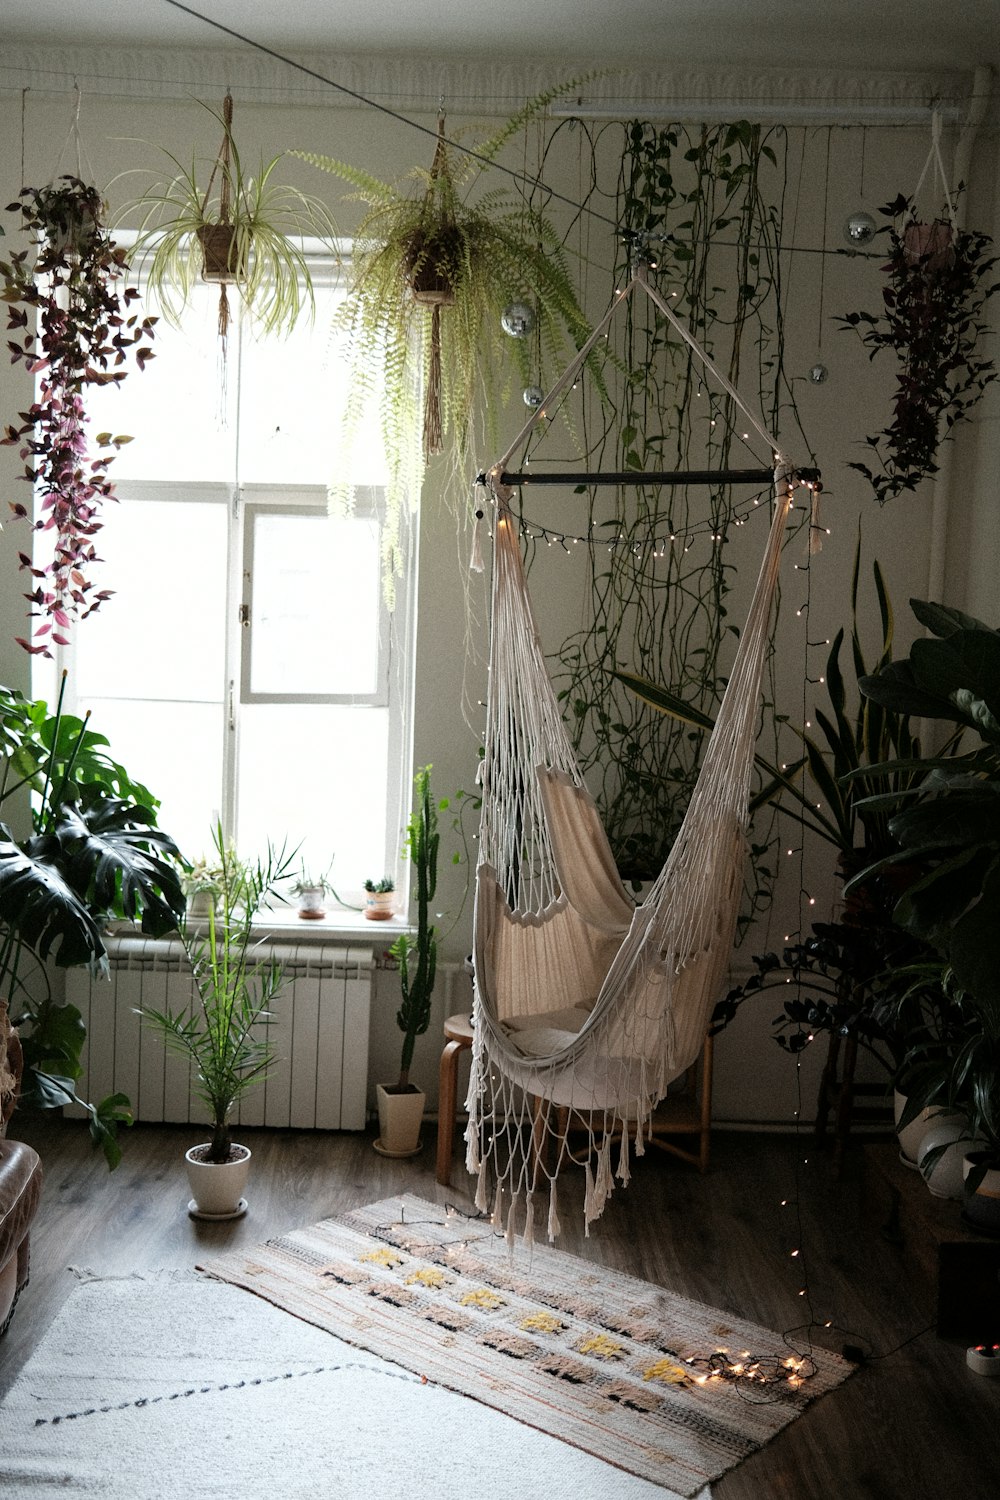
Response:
[0, 676, 185, 1166]
[120, 92, 337, 349]
[137, 823, 294, 1219]
[1, 177, 156, 655]
[847, 596, 1000, 1221]
[375, 767, 440, 1158]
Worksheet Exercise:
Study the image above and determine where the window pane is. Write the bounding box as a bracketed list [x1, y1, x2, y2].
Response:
[85, 285, 238, 483]
[236, 703, 389, 885]
[79, 698, 224, 864]
[75, 496, 227, 702]
[249, 510, 382, 696]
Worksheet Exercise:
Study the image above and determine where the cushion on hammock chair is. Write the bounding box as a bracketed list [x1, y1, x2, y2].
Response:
[502, 1002, 595, 1059]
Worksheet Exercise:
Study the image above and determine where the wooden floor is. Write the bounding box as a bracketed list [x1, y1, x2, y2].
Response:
[2, 1114, 996, 1499]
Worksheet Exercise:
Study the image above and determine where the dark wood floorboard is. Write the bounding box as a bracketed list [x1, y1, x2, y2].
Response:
[2, 1116, 996, 1499]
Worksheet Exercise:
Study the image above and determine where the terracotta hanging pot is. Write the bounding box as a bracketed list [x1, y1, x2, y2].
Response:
[196, 222, 242, 283]
[901, 218, 955, 275]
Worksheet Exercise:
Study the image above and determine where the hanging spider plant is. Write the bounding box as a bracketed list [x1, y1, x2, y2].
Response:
[119, 93, 338, 347]
[292, 76, 601, 593]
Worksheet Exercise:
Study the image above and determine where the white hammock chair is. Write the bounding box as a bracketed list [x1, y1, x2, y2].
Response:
[465, 266, 803, 1243]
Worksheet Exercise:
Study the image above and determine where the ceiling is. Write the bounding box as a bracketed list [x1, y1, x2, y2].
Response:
[4, 0, 999, 73]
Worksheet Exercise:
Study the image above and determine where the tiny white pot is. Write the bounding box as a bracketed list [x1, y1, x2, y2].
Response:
[185, 1143, 251, 1220]
[296, 887, 327, 920]
[374, 1083, 425, 1157]
[917, 1119, 976, 1200]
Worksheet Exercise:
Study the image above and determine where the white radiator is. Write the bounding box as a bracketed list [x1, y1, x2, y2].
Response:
[64, 936, 374, 1131]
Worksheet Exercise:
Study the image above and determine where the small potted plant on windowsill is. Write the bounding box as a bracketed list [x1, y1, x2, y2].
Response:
[363, 877, 395, 921]
[290, 863, 336, 920]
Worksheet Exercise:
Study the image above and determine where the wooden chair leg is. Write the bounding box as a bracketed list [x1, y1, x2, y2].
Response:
[436, 1038, 463, 1186]
[698, 1031, 714, 1173]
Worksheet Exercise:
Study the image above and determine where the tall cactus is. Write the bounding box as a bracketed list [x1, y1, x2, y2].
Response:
[390, 766, 439, 1088]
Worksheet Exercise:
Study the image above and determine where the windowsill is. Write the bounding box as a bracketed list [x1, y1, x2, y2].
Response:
[104, 909, 413, 948]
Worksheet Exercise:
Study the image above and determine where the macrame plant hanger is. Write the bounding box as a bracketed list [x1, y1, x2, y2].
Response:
[469, 259, 818, 1244]
[198, 90, 237, 347]
[412, 111, 454, 458]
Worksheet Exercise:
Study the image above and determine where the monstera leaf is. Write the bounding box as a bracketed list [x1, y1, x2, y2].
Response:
[0, 831, 107, 971]
[46, 796, 185, 934]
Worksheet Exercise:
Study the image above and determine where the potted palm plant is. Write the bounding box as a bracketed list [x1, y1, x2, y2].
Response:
[120, 92, 337, 349]
[375, 767, 440, 1157]
[137, 823, 294, 1218]
[0, 675, 185, 1167]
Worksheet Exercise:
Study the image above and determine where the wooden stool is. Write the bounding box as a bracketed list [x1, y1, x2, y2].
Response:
[436, 1012, 474, 1186]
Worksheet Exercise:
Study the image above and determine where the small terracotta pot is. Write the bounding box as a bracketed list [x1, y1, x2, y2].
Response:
[197, 223, 242, 283]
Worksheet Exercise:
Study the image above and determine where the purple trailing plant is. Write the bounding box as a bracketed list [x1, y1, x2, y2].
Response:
[838, 193, 998, 506]
[1, 176, 156, 655]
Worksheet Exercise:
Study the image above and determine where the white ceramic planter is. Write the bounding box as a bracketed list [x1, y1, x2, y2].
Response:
[185, 1143, 251, 1220]
[374, 1083, 425, 1157]
[296, 887, 327, 920]
[917, 1118, 976, 1200]
[893, 1090, 961, 1169]
[963, 1153, 1000, 1236]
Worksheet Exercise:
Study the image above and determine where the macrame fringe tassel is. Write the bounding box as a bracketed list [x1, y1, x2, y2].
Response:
[617, 1128, 631, 1186]
[547, 1179, 561, 1242]
[505, 1198, 519, 1251]
[474, 1162, 489, 1214]
[423, 303, 443, 456]
[523, 1193, 535, 1250]
[491, 1185, 503, 1231]
[583, 1161, 596, 1237]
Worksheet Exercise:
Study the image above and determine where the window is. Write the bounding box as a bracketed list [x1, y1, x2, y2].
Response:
[36, 261, 415, 896]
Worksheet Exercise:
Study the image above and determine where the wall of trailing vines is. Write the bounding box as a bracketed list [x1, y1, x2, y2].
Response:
[529, 121, 813, 896]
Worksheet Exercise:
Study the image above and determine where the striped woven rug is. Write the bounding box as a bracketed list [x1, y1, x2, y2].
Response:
[200, 1193, 852, 1496]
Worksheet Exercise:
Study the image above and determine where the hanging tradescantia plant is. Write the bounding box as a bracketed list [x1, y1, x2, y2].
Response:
[837, 192, 998, 505]
[1, 176, 156, 655]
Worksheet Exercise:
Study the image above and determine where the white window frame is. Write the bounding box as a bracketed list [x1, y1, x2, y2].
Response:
[36, 247, 418, 896]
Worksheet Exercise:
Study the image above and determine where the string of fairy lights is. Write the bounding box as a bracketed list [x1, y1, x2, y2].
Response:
[7, 1, 936, 1395]
[372, 1202, 823, 1402]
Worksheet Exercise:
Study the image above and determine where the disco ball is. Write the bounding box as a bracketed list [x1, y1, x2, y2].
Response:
[501, 301, 535, 338]
[844, 211, 877, 246]
[523, 385, 544, 408]
[809, 363, 829, 384]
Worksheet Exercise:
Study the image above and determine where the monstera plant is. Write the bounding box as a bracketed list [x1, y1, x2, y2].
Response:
[0, 676, 185, 1165]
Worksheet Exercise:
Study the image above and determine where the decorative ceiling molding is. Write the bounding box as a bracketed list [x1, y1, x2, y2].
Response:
[0, 43, 974, 124]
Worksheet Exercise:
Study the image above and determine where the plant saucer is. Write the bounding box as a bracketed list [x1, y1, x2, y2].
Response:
[188, 1197, 248, 1221]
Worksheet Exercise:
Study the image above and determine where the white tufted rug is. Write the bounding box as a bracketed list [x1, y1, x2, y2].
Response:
[0, 1270, 705, 1500]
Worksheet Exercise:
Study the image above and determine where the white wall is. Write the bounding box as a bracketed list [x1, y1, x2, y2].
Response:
[1, 47, 997, 1122]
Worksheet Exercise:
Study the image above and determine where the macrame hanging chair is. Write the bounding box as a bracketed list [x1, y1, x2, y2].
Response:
[465, 265, 809, 1244]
